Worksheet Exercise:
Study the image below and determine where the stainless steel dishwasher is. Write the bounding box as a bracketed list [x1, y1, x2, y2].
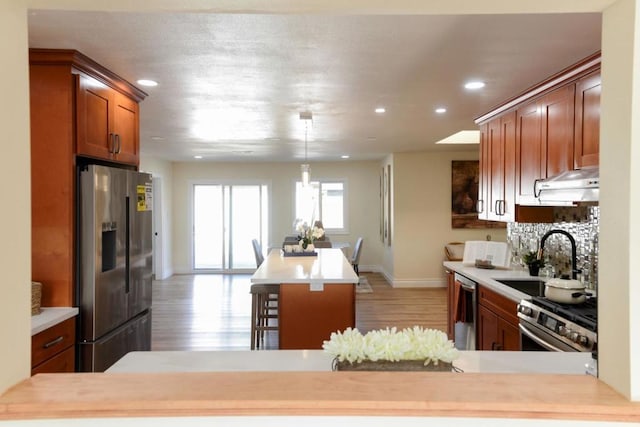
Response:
[453, 273, 477, 350]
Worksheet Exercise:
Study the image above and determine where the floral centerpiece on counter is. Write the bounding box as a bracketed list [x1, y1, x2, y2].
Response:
[323, 326, 459, 371]
[294, 218, 325, 250]
[522, 250, 544, 276]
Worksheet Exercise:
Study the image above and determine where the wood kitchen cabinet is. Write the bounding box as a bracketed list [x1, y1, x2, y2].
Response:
[31, 317, 76, 375]
[445, 269, 455, 339]
[574, 71, 601, 169]
[76, 74, 140, 165]
[477, 285, 520, 351]
[484, 112, 516, 222]
[29, 49, 146, 307]
[516, 84, 575, 205]
[477, 51, 600, 215]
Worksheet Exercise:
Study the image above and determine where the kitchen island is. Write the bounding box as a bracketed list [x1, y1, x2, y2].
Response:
[251, 248, 359, 349]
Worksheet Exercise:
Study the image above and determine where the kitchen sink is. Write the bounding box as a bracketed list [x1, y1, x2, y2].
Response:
[494, 279, 546, 297]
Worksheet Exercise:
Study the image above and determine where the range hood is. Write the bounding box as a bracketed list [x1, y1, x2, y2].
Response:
[534, 167, 599, 206]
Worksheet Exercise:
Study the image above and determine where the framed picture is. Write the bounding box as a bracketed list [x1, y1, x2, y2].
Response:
[451, 160, 505, 229]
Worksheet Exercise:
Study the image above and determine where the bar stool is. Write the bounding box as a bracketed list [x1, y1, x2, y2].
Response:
[250, 238, 279, 350]
[250, 283, 279, 350]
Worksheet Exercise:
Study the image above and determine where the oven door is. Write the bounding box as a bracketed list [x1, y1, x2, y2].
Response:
[519, 320, 578, 352]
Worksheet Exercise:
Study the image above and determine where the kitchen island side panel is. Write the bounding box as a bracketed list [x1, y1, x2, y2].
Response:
[278, 283, 355, 350]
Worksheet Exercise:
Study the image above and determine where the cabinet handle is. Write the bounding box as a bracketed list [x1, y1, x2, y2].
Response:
[499, 200, 506, 216]
[43, 335, 64, 349]
[116, 134, 122, 154]
[533, 179, 542, 198]
[476, 199, 484, 214]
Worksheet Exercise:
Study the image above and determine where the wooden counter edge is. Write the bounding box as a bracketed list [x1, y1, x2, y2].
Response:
[1, 371, 639, 422]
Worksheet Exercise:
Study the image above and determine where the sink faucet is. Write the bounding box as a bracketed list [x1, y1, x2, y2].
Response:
[537, 229, 580, 280]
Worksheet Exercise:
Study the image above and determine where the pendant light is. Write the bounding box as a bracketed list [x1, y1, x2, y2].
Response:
[300, 111, 312, 186]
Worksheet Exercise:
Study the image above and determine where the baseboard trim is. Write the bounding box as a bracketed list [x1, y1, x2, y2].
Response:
[373, 266, 446, 288]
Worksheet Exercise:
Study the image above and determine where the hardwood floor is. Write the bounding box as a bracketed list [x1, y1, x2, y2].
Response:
[151, 272, 446, 351]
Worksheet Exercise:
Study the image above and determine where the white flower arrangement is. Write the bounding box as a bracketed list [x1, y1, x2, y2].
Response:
[293, 218, 325, 249]
[322, 326, 459, 367]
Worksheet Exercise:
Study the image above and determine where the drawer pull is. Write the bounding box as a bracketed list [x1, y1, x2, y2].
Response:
[43, 336, 64, 349]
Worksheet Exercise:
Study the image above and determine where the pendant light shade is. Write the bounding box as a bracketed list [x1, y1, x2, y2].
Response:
[300, 111, 312, 186]
[301, 163, 311, 186]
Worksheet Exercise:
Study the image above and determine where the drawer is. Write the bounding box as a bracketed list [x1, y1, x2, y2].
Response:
[31, 317, 75, 368]
[31, 345, 75, 375]
[478, 285, 518, 325]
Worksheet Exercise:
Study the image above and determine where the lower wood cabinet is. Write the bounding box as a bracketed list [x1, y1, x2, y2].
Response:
[31, 317, 76, 375]
[445, 269, 455, 340]
[477, 285, 520, 351]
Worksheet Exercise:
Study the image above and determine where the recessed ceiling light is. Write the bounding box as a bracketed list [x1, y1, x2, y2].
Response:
[464, 81, 485, 90]
[341, 155, 350, 159]
[137, 79, 158, 87]
[194, 155, 203, 159]
[375, 107, 386, 114]
[435, 107, 447, 114]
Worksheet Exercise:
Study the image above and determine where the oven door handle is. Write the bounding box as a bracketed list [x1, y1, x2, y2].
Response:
[518, 323, 564, 352]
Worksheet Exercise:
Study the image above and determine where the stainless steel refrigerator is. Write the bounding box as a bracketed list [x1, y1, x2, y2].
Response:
[77, 164, 153, 372]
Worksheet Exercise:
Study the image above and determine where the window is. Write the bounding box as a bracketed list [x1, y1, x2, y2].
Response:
[295, 180, 346, 232]
[193, 183, 269, 271]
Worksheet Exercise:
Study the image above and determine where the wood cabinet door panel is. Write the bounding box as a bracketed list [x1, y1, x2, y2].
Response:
[501, 112, 516, 222]
[76, 74, 113, 159]
[515, 100, 543, 203]
[542, 85, 575, 178]
[446, 270, 455, 339]
[478, 304, 498, 351]
[477, 124, 489, 220]
[498, 317, 521, 351]
[575, 71, 601, 168]
[31, 346, 75, 375]
[487, 118, 502, 221]
[113, 93, 139, 165]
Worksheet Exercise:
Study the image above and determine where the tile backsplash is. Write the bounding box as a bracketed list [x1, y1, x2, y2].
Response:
[507, 206, 599, 290]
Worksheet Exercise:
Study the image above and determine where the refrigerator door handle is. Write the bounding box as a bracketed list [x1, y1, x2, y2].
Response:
[125, 195, 130, 294]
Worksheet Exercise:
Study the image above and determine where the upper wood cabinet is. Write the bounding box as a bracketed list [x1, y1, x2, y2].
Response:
[516, 84, 576, 205]
[574, 71, 601, 168]
[477, 52, 600, 216]
[485, 112, 516, 222]
[29, 49, 146, 307]
[76, 71, 141, 164]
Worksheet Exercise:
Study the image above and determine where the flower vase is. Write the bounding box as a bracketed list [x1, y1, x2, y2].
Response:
[528, 264, 540, 277]
[304, 243, 315, 252]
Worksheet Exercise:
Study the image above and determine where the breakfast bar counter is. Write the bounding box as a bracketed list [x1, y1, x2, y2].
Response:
[252, 248, 359, 349]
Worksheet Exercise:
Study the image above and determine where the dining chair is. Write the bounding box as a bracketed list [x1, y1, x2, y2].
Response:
[350, 237, 364, 275]
[250, 239, 279, 350]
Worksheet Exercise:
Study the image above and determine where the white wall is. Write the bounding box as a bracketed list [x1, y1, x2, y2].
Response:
[171, 161, 382, 273]
[389, 151, 507, 286]
[1, 0, 637, 401]
[140, 156, 174, 279]
[598, 0, 640, 400]
[0, 0, 31, 394]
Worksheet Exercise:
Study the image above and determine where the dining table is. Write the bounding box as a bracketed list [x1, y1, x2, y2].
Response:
[251, 247, 359, 349]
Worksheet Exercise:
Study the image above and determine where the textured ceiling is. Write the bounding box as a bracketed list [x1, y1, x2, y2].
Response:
[28, 11, 601, 162]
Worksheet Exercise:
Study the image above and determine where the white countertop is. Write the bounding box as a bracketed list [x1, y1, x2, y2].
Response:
[106, 349, 593, 375]
[31, 307, 78, 336]
[251, 247, 359, 284]
[444, 261, 541, 302]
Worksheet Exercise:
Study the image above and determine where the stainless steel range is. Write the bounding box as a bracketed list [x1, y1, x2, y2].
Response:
[517, 296, 597, 352]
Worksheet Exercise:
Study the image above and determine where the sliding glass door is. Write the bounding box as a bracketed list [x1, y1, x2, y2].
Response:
[193, 183, 268, 271]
